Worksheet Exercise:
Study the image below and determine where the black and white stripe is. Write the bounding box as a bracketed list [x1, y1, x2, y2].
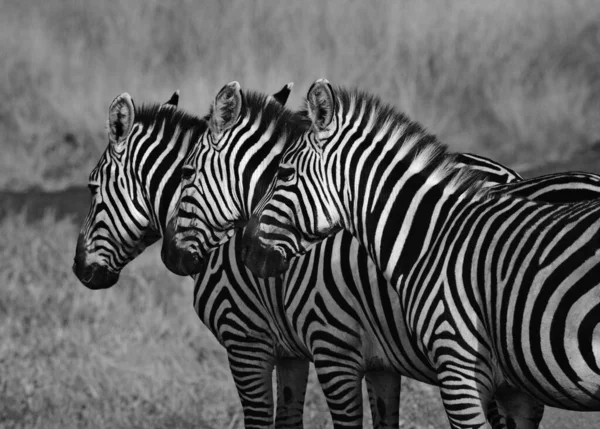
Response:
[245, 80, 600, 428]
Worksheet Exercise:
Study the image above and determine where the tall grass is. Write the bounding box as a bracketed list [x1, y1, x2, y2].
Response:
[1, 0, 599, 189]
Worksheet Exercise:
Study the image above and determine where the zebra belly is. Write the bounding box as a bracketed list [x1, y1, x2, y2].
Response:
[499, 343, 600, 410]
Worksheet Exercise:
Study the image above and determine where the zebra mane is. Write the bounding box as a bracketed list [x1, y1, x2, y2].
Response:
[301, 86, 491, 200]
[207, 89, 311, 133]
[135, 103, 208, 133]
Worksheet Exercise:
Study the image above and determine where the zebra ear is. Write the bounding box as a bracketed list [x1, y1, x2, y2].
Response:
[272, 82, 293, 106]
[108, 93, 135, 146]
[209, 81, 242, 139]
[163, 90, 180, 107]
[307, 79, 335, 132]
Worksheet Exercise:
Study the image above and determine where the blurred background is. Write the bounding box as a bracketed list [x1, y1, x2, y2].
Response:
[2, 0, 600, 427]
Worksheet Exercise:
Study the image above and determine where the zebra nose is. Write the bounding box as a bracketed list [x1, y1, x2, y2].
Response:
[73, 233, 88, 275]
[73, 261, 119, 289]
[241, 216, 261, 263]
[181, 250, 201, 273]
[240, 242, 249, 263]
[242, 237, 289, 279]
[161, 218, 204, 276]
[82, 266, 95, 283]
[163, 245, 202, 276]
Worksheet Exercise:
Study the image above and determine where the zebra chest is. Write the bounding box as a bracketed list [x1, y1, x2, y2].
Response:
[192, 255, 306, 359]
[196, 286, 305, 359]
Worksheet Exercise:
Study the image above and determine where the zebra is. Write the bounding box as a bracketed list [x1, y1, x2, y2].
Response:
[243, 79, 600, 428]
[163, 81, 600, 428]
[72, 86, 322, 429]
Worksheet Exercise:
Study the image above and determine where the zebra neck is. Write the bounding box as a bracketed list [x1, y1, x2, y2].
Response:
[132, 122, 196, 235]
[335, 153, 478, 287]
[242, 134, 289, 222]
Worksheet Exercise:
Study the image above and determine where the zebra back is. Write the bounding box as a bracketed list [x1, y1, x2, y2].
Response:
[455, 152, 522, 183]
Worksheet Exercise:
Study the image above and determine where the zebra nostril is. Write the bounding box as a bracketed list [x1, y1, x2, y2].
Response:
[82, 266, 95, 282]
[182, 250, 199, 270]
[72, 260, 78, 275]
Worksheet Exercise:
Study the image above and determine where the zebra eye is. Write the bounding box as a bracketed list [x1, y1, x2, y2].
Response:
[277, 167, 295, 183]
[88, 184, 99, 194]
[181, 166, 195, 181]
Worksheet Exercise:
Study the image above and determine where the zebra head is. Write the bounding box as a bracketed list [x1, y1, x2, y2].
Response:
[73, 91, 182, 289]
[161, 82, 297, 276]
[243, 79, 345, 278]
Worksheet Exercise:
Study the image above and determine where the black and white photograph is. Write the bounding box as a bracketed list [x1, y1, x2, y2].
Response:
[3, 1, 600, 427]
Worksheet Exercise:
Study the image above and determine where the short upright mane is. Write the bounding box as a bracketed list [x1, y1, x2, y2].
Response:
[308, 86, 492, 199]
[135, 103, 207, 131]
[236, 90, 313, 147]
[247, 90, 311, 131]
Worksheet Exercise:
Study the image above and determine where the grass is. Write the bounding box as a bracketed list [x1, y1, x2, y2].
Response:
[1, 0, 600, 190]
[0, 213, 449, 428]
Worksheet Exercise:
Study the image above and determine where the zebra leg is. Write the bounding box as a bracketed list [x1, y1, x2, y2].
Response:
[227, 349, 275, 429]
[437, 363, 495, 429]
[275, 358, 310, 429]
[494, 384, 544, 429]
[313, 360, 363, 429]
[364, 371, 401, 429]
[486, 399, 506, 428]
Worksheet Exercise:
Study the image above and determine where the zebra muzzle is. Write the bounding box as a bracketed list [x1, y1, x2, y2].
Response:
[241, 238, 289, 278]
[161, 219, 203, 276]
[72, 260, 119, 290]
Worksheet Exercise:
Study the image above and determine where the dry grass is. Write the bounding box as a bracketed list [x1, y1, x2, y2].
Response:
[1, 0, 600, 189]
[0, 213, 449, 428]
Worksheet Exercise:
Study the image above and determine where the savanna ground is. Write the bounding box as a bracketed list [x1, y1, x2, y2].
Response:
[2, 0, 600, 427]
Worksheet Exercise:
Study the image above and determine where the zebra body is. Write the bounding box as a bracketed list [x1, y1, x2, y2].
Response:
[165, 82, 600, 428]
[244, 80, 600, 428]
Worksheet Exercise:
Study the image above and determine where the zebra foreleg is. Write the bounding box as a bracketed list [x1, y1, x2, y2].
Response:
[364, 371, 401, 429]
[494, 384, 544, 429]
[275, 358, 310, 429]
[436, 361, 495, 429]
[313, 359, 363, 429]
[486, 399, 506, 428]
[227, 349, 275, 429]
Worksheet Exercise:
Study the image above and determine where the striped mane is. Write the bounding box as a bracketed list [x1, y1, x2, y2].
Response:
[301, 86, 492, 200]
[134, 103, 208, 136]
[216, 89, 311, 137]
